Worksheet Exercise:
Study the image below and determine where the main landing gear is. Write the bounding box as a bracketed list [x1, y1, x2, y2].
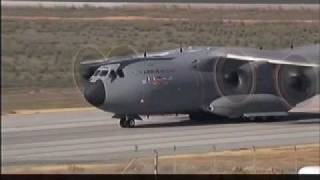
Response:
[119, 117, 135, 128]
[113, 114, 142, 128]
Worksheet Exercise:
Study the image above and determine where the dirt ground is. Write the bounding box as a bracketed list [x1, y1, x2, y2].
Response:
[2, 88, 318, 115]
[3, 15, 318, 24]
[291, 95, 320, 113]
[1, 88, 88, 115]
[2, 144, 319, 174]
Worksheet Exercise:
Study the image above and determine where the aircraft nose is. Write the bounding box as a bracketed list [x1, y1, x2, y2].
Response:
[84, 80, 106, 107]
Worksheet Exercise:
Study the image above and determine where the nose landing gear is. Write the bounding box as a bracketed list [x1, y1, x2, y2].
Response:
[119, 117, 135, 128]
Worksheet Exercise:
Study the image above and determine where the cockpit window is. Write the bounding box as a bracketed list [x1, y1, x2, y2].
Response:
[100, 70, 108, 76]
[93, 70, 101, 76]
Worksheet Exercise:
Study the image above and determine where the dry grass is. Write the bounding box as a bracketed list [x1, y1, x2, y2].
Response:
[3, 6, 320, 20]
[2, 144, 319, 174]
[2, 7, 319, 88]
[1, 87, 88, 114]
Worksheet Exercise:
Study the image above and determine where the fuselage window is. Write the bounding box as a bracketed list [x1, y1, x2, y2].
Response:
[117, 69, 124, 78]
[100, 70, 109, 76]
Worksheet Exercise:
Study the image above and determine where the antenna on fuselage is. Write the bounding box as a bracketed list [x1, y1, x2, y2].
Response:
[290, 42, 294, 50]
[179, 43, 183, 53]
[144, 51, 147, 57]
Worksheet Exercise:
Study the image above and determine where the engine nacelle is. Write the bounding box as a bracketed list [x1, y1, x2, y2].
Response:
[213, 57, 256, 99]
[274, 64, 319, 108]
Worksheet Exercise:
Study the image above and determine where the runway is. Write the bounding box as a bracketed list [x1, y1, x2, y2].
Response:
[1, 109, 319, 167]
[2, 1, 318, 10]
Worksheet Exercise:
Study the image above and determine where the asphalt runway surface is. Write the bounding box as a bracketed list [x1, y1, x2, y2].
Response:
[1, 110, 320, 167]
[2, 1, 319, 10]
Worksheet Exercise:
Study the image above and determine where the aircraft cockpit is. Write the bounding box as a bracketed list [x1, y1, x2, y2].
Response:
[90, 64, 124, 83]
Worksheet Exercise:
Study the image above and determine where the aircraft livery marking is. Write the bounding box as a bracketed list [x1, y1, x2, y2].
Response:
[140, 68, 176, 74]
[142, 75, 173, 86]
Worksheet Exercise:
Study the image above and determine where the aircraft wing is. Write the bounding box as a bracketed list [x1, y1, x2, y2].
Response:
[204, 46, 320, 118]
[80, 56, 174, 69]
[223, 54, 319, 67]
[210, 46, 319, 67]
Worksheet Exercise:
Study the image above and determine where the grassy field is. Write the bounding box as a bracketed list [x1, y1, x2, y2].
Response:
[2, 144, 319, 174]
[1, 87, 89, 114]
[6, 0, 319, 4]
[1, 6, 319, 112]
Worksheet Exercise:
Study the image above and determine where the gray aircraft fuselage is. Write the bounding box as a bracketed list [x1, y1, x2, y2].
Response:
[82, 45, 319, 120]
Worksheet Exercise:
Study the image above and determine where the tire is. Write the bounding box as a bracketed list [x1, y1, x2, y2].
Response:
[128, 119, 135, 128]
[189, 113, 203, 121]
[120, 118, 127, 128]
[261, 116, 268, 121]
[248, 116, 256, 121]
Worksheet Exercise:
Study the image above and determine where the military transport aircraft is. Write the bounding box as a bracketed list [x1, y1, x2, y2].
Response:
[73, 44, 319, 128]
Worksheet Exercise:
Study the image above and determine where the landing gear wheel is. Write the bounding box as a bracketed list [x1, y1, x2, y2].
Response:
[127, 119, 135, 128]
[258, 116, 268, 121]
[120, 118, 128, 128]
[189, 113, 209, 121]
[119, 117, 135, 128]
[247, 116, 256, 121]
